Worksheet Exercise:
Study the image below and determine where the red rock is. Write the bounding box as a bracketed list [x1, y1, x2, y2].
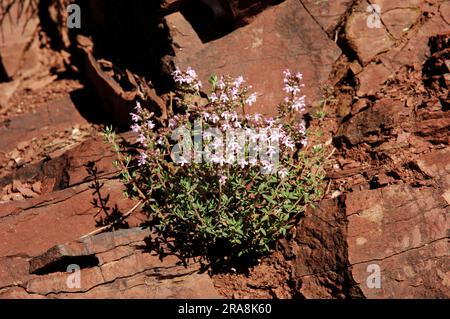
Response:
[345, 1, 395, 66]
[341, 98, 411, 145]
[0, 80, 20, 110]
[2, 227, 221, 299]
[440, 1, 450, 24]
[0, 0, 40, 79]
[444, 73, 450, 87]
[346, 183, 449, 298]
[31, 182, 42, 194]
[356, 62, 393, 96]
[0, 96, 89, 156]
[0, 179, 144, 257]
[286, 198, 364, 299]
[166, 0, 341, 116]
[301, 0, 354, 33]
[76, 35, 167, 127]
[379, 4, 422, 39]
[16, 185, 38, 199]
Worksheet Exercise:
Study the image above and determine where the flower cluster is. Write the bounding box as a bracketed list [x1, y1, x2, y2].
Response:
[130, 68, 308, 185]
[280, 69, 306, 114]
[172, 67, 202, 91]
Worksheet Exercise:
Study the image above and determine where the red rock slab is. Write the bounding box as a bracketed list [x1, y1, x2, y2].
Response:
[29, 227, 152, 274]
[166, 0, 341, 116]
[0, 96, 89, 154]
[0, 179, 144, 258]
[345, 0, 395, 66]
[0, 0, 40, 79]
[416, 148, 450, 189]
[300, 0, 354, 34]
[1, 228, 221, 299]
[353, 1, 450, 96]
[346, 183, 449, 298]
[24, 260, 220, 299]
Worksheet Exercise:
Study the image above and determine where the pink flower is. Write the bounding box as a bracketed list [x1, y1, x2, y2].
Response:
[137, 134, 146, 145]
[135, 101, 142, 113]
[220, 93, 229, 103]
[178, 157, 190, 166]
[138, 152, 148, 166]
[234, 76, 245, 88]
[147, 120, 155, 130]
[249, 158, 258, 166]
[130, 112, 140, 123]
[278, 168, 289, 178]
[219, 175, 228, 185]
[291, 95, 306, 112]
[131, 123, 141, 133]
[221, 122, 231, 130]
[210, 93, 218, 103]
[210, 114, 220, 124]
[245, 93, 257, 106]
[217, 78, 226, 90]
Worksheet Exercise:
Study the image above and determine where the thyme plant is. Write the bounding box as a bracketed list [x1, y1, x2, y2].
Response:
[105, 68, 326, 266]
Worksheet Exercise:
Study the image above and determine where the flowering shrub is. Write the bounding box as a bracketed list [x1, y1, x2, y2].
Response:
[105, 67, 326, 266]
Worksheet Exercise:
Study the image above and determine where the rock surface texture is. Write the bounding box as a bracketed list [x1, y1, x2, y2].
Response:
[165, 0, 342, 115]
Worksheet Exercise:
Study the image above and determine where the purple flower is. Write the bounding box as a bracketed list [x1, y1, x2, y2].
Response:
[210, 93, 218, 103]
[219, 175, 228, 185]
[137, 134, 146, 145]
[130, 112, 140, 123]
[278, 168, 289, 178]
[234, 76, 245, 88]
[147, 120, 155, 130]
[135, 101, 142, 113]
[245, 93, 257, 106]
[138, 152, 148, 166]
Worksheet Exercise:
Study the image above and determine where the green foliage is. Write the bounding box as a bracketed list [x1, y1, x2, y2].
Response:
[104, 69, 327, 268]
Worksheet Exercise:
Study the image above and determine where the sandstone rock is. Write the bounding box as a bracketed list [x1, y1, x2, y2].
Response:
[356, 62, 393, 96]
[29, 227, 152, 274]
[0, 179, 144, 257]
[368, 0, 423, 39]
[416, 148, 450, 189]
[346, 183, 449, 298]
[288, 198, 364, 298]
[441, 1, 450, 24]
[166, 0, 341, 116]
[0, 96, 89, 156]
[341, 98, 411, 145]
[301, 0, 354, 33]
[31, 182, 42, 194]
[76, 35, 167, 127]
[1, 228, 221, 299]
[0, 0, 40, 79]
[382, 7, 421, 39]
[0, 80, 20, 111]
[346, 0, 395, 66]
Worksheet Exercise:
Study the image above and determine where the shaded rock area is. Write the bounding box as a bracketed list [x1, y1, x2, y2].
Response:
[0, 0, 449, 299]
